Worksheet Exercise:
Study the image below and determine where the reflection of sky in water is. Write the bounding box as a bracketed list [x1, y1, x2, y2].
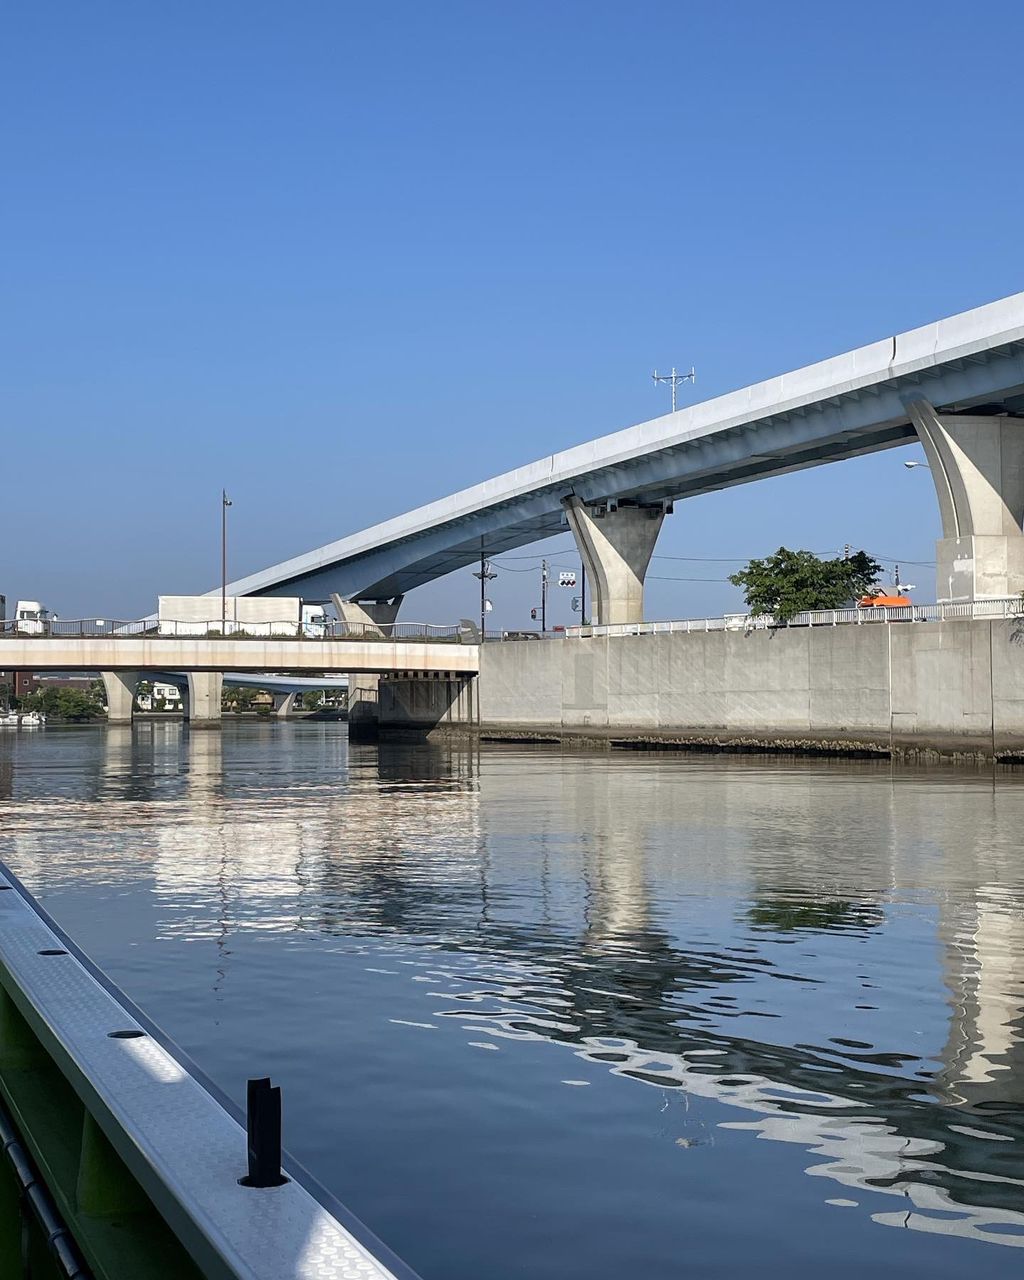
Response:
[3, 722, 1024, 1276]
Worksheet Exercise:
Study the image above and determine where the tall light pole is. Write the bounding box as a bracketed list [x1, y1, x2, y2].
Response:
[221, 490, 232, 632]
[652, 365, 696, 413]
[541, 558, 548, 632]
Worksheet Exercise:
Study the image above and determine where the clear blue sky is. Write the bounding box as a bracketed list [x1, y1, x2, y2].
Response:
[3, 1, 1023, 626]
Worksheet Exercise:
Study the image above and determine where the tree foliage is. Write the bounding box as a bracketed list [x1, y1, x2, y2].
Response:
[23, 686, 104, 721]
[728, 547, 881, 623]
[222, 686, 260, 711]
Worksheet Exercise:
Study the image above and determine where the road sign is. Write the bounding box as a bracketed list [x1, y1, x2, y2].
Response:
[558, 572, 577, 588]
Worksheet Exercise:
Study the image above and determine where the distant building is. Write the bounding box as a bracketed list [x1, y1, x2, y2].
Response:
[35, 675, 97, 693]
[0, 670, 39, 700]
[135, 682, 183, 712]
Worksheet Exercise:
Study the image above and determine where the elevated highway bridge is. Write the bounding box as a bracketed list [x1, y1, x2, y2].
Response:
[220, 291, 1024, 626]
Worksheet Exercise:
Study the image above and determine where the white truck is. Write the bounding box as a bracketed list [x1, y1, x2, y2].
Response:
[13, 601, 56, 636]
[157, 596, 328, 638]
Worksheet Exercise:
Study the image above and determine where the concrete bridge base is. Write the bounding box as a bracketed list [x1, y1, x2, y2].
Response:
[100, 670, 142, 725]
[182, 673, 224, 727]
[271, 691, 299, 717]
[332, 595, 404, 637]
[907, 399, 1024, 602]
[101, 669, 223, 725]
[562, 497, 666, 626]
[376, 673, 477, 735]
[347, 673, 380, 739]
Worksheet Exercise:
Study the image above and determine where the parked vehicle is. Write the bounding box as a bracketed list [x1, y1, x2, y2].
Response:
[858, 592, 912, 608]
[13, 601, 55, 635]
[301, 605, 329, 638]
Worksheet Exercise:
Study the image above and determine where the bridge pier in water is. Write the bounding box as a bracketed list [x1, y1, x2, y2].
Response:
[347, 673, 380, 739]
[908, 398, 1024, 602]
[562, 496, 667, 626]
[101, 670, 223, 725]
[100, 670, 141, 725]
[271, 691, 298, 717]
[182, 672, 223, 727]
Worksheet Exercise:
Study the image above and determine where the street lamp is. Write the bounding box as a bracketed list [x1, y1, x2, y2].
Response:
[221, 490, 232, 632]
[903, 460, 931, 470]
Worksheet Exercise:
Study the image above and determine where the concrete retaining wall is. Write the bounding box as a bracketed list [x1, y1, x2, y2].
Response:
[458, 619, 1024, 760]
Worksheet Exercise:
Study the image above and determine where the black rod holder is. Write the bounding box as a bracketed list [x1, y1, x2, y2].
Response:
[239, 1077, 288, 1188]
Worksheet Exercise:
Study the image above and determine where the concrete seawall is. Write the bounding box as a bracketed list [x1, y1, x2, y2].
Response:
[378, 619, 1024, 761]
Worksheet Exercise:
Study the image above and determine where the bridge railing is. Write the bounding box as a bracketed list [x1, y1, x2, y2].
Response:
[560, 597, 1024, 639]
[0, 618, 473, 643]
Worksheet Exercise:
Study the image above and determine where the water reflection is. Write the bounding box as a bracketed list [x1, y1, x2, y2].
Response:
[2, 726, 1024, 1269]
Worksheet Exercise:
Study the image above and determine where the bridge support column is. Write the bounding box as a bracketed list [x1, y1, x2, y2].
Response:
[331, 595, 404, 637]
[346, 673, 379, 739]
[907, 400, 1024, 601]
[100, 671, 141, 725]
[562, 497, 667, 625]
[272, 691, 298, 717]
[183, 673, 223, 727]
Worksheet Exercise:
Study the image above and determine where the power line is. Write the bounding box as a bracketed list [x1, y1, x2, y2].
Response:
[493, 548, 937, 574]
[648, 575, 732, 583]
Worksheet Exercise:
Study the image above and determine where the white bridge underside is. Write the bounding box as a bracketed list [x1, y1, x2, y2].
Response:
[223, 293, 1024, 603]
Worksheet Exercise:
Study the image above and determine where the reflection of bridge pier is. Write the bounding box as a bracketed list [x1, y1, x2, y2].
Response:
[571, 770, 654, 947]
[886, 779, 1024, 1108]
[938, 886, 1024, 1106]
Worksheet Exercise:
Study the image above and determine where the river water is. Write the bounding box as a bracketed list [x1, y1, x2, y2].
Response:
[1, 722, 1023, 1278]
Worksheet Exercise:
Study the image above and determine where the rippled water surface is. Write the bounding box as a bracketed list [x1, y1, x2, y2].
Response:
[3, 722, 1024, 1278]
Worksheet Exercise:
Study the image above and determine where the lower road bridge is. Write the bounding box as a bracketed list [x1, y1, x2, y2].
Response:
[0, 628, 478, 727]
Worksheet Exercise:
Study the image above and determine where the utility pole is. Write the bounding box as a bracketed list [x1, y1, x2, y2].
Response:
[580, 561, 587, 625]
[472, 545, 497, 639]
[221, 489, 232, 633]
[541, 559, 548, 632]
[652, 366, 696, 413]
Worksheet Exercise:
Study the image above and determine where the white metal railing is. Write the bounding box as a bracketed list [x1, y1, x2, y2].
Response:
[0, 618, 470, 643]
[563, 597, 1024, 639]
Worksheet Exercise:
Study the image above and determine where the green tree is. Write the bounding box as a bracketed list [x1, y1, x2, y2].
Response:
[222, 686, 259, 712]
[301, 690, 324, 710]
[24, 686, 103, 722]
[728, 547, 881, 623]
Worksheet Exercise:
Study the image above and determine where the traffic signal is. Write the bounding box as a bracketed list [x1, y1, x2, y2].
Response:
[530, 608, 537, 620]
[571, 596, 581, 612]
